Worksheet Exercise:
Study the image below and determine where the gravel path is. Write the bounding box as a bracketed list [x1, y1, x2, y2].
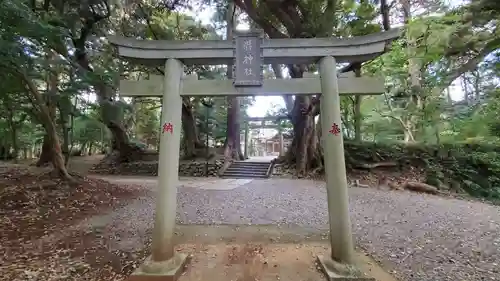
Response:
[88, 176, 500, 281]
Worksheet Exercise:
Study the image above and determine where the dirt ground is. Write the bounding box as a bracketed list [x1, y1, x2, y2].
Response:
[174, 226, 396, 281]
[0, 156, 394, 281]
[0, 157, 140, 281]
[3, 156, 500, 281]
[2, 223, 395, 281]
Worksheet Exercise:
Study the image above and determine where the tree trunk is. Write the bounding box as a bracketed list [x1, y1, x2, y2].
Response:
[223, 0, 244, 162]
[353, 68, 363, 141]
[36, 135, 52, 166]
[353, 95, 362, 141]
[59, 107, 71, 165]
[5, 101, 23, 162]
[80, 142, 87, 155]
[0, 144, 11, 160]
[224, 97, 244, 160]
[309, 116, 319, 167]
[9, 128, 18, 162]
[181, 98, 204, 159]
[434, 126, 441, 144]
[37, 67, 58, 167]
[401, 0, 423, 142]
[45, 118, 71, 179]
[287, 96, 315, 176]
[30, 144, 36, 159]
[20, 71, 73, 181]
[284, 67, 318, 176]
[403, 119, 416, 142]
[6, 125, 17, 161]
[314, 117, 324, 169]
[472, 70, 481, 100]
[128, 97, 140, 139]
[342, 106, 351, 139]
[75, 52, 141, 163]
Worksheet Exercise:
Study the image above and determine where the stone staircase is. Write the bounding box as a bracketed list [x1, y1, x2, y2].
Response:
[220, 161, 273, 179]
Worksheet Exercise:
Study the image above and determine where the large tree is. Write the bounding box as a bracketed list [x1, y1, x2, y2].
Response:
[229, 0, 392, 176]
[0, 0, 77, 180]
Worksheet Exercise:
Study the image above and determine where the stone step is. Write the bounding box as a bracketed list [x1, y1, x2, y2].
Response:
[225, 171, 268, 176]
[220, 174, 269, 179]
[231, 163, 271, 167]
[229, 165, 269, 169]
[221, 161, 273, 179]
[223, 170, 268, 176]
[226, 167, 269, 173]
[226, 167, 270, 172]
[233, 161, 271, 164]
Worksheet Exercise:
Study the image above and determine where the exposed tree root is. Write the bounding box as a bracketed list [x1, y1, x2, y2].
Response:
[353, 180, 370, 188]
[403, 181, 440, 194]
[354, 162, 397, 169]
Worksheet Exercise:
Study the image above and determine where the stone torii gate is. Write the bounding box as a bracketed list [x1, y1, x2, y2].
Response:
[109, 29, 399, 280]
[244, 118, 287, 157]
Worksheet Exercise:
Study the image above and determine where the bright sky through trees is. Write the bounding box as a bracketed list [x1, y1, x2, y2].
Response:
[184, 1, 467, 123]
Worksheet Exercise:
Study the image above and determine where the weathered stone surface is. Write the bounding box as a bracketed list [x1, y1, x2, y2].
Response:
[272, 163, 295, 178]
[91, 160, 223, 177]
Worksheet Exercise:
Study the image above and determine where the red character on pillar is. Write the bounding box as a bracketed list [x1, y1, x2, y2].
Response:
[163, 122, 173, 134]
[329, 123, 340, 136]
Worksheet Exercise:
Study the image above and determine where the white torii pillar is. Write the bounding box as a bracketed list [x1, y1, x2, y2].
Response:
[319, 56, 354, 264]
[278, 130, 284, 156]
[129, 58, 189, 280]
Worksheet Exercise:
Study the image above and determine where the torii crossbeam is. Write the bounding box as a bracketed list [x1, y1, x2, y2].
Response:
[119, 72, 385, 97]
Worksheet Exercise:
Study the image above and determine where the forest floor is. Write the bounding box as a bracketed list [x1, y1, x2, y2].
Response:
[1, 156, 500, 281]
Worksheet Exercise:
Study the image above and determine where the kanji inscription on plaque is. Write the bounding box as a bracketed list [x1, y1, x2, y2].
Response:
[162, 122, 173, 134]
[233, 31, 263, 87]
[329, 123, 341, 136]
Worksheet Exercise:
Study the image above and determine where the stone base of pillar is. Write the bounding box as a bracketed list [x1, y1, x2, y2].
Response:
[128, 253, 191, 281]
[316, 255, 373, 281]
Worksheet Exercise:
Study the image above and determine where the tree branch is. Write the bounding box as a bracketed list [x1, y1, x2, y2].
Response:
[72, 1, 111, 68]
[282, 2, 303, 33]
[318, 0, 337, 36]
[299, 0, 395, 118]
[263, 1, 297, 34]
[338, 0, 393, 76]
[234, 0, 287, 38]
[436, 36, 500, 95]
[43, 0, 50, 11]
[377, 112, 413, 140]
[295, 0, 309, 22]
[137, 3, 165, 76]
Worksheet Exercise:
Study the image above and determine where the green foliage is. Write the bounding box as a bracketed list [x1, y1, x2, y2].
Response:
[345, 141, 500, 201]
[193, 97, 254, 145]
[72, 116, 110, 145]
[360, 0, 500, 144]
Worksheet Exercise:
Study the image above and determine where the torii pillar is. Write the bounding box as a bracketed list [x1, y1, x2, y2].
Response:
[318, 56, 354, 264]
[244, 123, 249, 159]
[278, 129, 284, 156]
[128, 58, 189, 280]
